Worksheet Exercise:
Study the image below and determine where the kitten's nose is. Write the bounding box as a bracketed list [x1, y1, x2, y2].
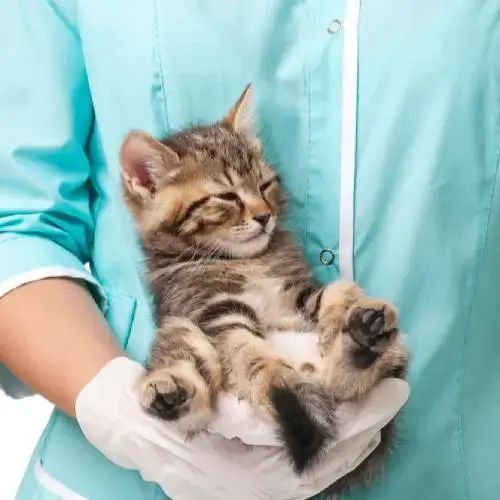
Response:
[253, 214, 271, 228]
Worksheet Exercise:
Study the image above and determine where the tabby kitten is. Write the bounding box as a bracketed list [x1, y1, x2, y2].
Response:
[119, 85, 408, 489]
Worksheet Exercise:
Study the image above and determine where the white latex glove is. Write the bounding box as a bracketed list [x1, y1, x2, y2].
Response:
[76, 333, 409, 500]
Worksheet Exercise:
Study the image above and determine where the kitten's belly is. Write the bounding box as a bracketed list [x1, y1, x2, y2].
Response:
[266, 331, 323, 366]
[242, 278, 313, 332]
[266, 314, 313, 333]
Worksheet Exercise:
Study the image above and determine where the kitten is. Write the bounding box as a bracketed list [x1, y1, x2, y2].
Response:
[119, 85, 408, 490]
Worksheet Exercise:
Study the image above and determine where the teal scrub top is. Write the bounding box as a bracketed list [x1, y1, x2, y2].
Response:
[1, 1, 499, 499]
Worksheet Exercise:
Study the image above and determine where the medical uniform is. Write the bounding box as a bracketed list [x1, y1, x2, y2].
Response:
[1, 1, 499, 499]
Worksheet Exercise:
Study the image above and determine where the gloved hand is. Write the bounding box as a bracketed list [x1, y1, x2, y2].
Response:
[75, 346, 409, 500]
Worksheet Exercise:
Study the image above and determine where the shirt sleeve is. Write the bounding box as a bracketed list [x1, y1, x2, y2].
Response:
[0, 0, 105, 397]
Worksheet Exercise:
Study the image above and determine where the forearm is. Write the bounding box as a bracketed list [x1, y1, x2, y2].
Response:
[0, 278, 125, 417]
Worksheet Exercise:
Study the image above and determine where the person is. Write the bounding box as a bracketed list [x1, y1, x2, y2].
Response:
[0, 1, 499, 499]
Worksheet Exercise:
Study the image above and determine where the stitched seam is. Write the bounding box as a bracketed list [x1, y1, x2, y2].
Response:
[151, 1, 168, 483]
[38, 410, 61, 466]
[458, 134, 500, 500]
[303, 15, 313, 264]
[47, 0, 80, 40]
[153, 0, 170, 132]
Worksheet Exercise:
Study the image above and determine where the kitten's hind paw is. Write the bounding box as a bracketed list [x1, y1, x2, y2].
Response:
[345, 301, 398, 368]
[139, 363, 213, 431]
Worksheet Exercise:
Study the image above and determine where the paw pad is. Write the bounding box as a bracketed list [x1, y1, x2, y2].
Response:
[346, 304, 397, 354]
[141, 375, 194, 421]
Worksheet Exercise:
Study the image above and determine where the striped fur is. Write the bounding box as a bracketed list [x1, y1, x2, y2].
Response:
[119, 86, 408, 486]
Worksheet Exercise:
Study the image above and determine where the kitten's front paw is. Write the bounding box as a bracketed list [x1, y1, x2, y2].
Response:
[345, 301, 398, 368]
[139, 364, 213, 431]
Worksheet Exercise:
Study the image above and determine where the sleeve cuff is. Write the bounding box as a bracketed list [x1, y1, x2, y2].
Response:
[0, 235, 107, 398]
[0, 235, 106, 309]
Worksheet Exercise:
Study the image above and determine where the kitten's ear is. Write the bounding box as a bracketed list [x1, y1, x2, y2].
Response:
[223, 84, 260, 147]
[119, 130, 180, 198]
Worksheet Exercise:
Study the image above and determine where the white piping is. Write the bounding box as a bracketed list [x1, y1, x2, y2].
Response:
[0, 266, 107, 311]
[338, 0, 361, 281]
[34, 460, 88, 499]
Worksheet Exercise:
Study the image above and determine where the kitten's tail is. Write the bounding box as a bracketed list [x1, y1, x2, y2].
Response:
[270, 379, 337, 473]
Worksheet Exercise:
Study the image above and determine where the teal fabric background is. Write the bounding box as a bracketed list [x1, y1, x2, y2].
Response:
[0, 1, 499, 499]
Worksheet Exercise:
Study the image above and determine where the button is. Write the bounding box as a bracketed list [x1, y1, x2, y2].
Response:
[327, 19, 343, 35]
[320, 248, 336, 266]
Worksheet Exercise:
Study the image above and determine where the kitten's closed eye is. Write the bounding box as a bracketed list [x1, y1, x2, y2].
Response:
[216, 192, 240, 202]
[260, 176, 280, 193]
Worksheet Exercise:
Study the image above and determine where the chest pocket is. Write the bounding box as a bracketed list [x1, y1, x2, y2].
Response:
[152, 0, 316, 243]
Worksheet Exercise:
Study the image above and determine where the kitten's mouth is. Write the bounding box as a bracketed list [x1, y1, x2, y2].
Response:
[217, 230, 269, 247]
[242, 229, 269, 242]
[210, 230, 271, 258]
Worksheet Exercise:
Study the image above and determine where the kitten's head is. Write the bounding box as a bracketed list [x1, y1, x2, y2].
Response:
[120, 85, 284, 258]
